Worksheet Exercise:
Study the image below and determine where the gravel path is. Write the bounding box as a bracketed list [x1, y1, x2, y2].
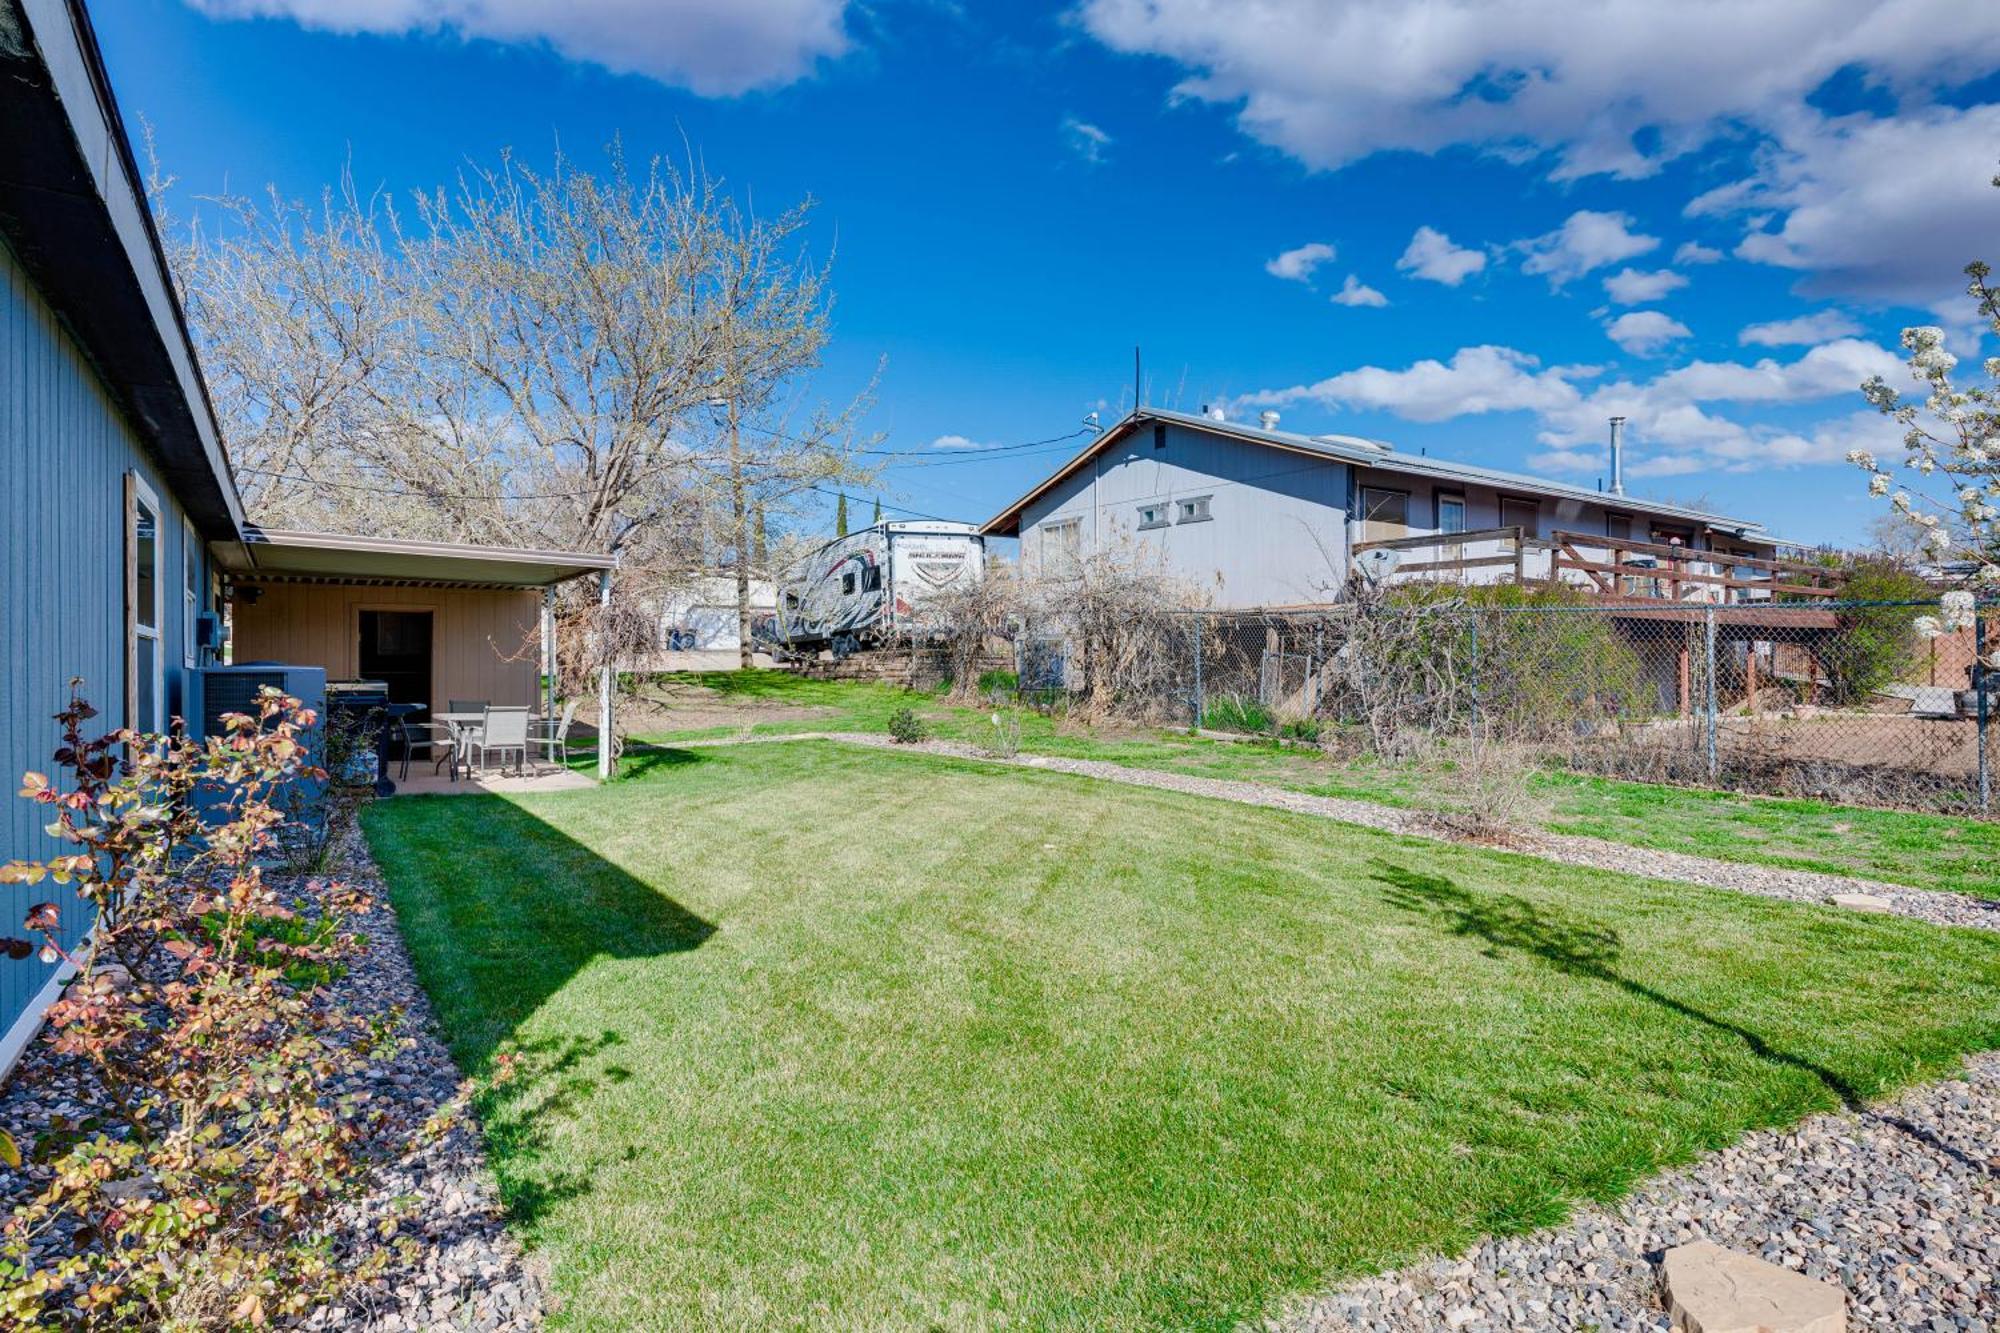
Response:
[0, 820, 544, 1332]
[1282, 1051, 2000, 1333]
[301, 819, 545, 1332]
[673, 732, 2000, 933]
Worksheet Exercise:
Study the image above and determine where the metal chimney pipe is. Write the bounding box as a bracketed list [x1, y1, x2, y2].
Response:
[1608, 416, 1627, 496]
[1259, 409, 1281, 431]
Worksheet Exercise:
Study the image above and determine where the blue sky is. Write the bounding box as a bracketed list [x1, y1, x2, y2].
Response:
[97, 0, 2000, 546]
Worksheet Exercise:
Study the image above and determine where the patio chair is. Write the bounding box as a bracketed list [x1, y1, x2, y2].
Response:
[532, 698, 582, 773]
[468, 705, 531, 776]
[445, 699, 490, 774]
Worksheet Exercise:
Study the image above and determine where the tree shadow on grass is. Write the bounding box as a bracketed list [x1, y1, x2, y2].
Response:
[365, 783, 720, 1226]
[1369, 859, 1865, 1110]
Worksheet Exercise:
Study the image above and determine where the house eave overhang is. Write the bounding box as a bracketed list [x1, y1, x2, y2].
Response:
[214, 528, 618, 590]
[0, 0, 246, 539]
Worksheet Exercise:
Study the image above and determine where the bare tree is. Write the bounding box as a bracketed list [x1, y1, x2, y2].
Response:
[162, 142, 878, 768]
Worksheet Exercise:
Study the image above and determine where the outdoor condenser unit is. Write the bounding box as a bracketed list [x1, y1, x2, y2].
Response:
[196, 664, 327, 742]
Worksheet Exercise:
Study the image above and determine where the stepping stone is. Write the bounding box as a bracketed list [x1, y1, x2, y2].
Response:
[1827, 892, 1893, 914]
[1661, 1240, 1845, 1333]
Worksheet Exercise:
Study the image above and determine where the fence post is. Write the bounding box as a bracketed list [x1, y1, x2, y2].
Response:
[1190, 615, 1205, 731]
[1704, 603, 1719, 782]
[1467, 613, 1480, 723]
[1979, 611, 1991, 814]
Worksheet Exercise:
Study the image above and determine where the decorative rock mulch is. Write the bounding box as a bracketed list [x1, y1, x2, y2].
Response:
[0, 819, 544, 1331]
[717, 733, 2000, 934]
[1281, 1050, 2000, 1332]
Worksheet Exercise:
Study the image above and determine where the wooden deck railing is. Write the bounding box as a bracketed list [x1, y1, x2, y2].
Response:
[1350, 527, 1845, 603]
[1547, 531, 1841, 601]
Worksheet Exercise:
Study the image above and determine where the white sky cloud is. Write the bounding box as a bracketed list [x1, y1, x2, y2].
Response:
[1242, 345, 1584, 422]
[1602, 267, 1688, 304]
[1686, 103, 2000, 313]
[1673, 241, 1725, 265]
[1604, 310, 1691, 355]
[1518, 210, 1658, 287]
[1076, 0, 2000, 180]
[1238, 337, 1904, 479]
[1395, 226, 1486, 286]
[1265, 241, 1337, 283]
[1330, 274, 1389, 307]
[185, 0, 851, 95]
[930, 433, 994, 451]
[1060, 116, 1114, 164]
[1739, 310, 1863, 346]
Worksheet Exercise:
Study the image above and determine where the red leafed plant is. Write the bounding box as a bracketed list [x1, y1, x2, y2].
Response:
[0, 683, 400, 1329]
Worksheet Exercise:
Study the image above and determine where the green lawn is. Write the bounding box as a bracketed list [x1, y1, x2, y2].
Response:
[626, 671, 2000, 896]
[365, 740, 2000, 1331]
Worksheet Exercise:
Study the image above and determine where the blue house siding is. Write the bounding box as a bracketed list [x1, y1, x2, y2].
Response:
[0, 236, 204, 1060]
[1019, 421, 1351, 607]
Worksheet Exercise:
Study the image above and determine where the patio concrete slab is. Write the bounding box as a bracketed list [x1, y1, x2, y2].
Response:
[389, 767, 595, 797]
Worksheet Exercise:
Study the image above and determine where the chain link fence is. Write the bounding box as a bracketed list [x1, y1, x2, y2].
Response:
[1007, 599, 1998, 818]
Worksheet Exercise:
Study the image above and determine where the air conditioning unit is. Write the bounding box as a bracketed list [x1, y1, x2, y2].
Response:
[197, 664, 326, 741]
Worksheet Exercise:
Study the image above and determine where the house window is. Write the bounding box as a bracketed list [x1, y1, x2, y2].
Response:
[182, 518, 200, 668]
[127, 474, 163, 734]
[1153, 423, 1167, 450]
[1177, 496, 1211, 523]
[1436, 494, 1466, 535]
[1041, 518, 1082, 566]
[1499, 497, 1538, 537]
[1606, 513, 1633, 542]
[1137, 503, 1167, 530]
[1359, 486, 1408, 542]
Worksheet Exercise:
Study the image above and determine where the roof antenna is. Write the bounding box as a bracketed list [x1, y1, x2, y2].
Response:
[1134, 346, 1142, 410]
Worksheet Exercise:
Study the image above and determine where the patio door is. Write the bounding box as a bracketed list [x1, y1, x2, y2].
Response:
[359, 610, 434, 725]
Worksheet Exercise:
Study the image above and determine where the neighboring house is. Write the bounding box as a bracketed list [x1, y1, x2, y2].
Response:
[655, 574, 778, 654]
[0, 0, 612, 1074]
[981, 408, 1819, 608]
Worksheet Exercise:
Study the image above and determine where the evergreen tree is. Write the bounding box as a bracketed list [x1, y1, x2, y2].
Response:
[835, 492, 849, 536]
[872, 496, 883, 525]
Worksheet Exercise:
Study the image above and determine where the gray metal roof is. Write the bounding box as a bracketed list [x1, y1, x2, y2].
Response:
[981, 407, 1770, 538]
[216, 527, 617, 588]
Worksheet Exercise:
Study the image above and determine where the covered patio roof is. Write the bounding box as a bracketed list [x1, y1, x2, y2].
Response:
[214, 527, 617, 588]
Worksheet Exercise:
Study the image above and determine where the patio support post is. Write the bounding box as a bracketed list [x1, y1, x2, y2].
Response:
[598, 568, 614, 780]
[541, 586, 556, 725]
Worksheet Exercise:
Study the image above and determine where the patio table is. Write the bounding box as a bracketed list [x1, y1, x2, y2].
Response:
[434, 710, 543, 778]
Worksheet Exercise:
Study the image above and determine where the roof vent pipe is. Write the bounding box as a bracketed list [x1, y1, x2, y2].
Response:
[1258, 409, 1281, 432]
[1608, 416, 1627, 496]
[1205, 404, 1226, 422]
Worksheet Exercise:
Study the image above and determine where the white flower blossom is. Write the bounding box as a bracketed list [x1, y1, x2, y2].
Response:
[1941, 590, 1976, 632]
[1913, 614, 1945, 639]
[1979, 564, 2000, 584]
[1845, 447, 1876, 470]
[1868, 474, 1891, 496]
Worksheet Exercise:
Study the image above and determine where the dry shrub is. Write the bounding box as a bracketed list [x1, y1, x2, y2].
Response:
[1023, 544, 1210, 722]
[1419, 732, 1552, 843]
[911, 565, 1019, 704]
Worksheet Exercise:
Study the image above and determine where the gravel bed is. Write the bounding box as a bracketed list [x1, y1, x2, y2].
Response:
[1280, 1050, 2000, 1332]
[0, 819, 543, 1331]
[708, 733, 2000, 934]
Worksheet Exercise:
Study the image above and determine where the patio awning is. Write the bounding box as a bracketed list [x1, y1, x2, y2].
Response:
[214, 527, 617, 588]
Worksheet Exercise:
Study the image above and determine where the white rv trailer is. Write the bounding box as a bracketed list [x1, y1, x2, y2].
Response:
[774, 521, 985, 656]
